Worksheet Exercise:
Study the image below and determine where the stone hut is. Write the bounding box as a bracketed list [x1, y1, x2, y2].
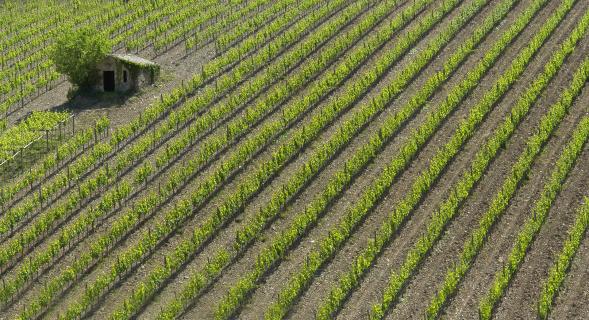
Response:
[94, 54, 160, 93]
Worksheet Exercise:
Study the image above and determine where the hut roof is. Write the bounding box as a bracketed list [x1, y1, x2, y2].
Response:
[108, 54, 158, 68]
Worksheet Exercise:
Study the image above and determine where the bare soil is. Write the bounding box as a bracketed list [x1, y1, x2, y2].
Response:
[548, 220, 589, 320]
[2, 0, 589, 319]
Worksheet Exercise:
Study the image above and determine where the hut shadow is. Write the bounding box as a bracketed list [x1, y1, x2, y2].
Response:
[50, 89, 135, 113]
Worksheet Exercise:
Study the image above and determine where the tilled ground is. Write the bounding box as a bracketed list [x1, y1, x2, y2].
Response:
[1, 0, 589, 319]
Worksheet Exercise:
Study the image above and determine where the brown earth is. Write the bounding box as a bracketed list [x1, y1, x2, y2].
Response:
[2, 0, 588, 319]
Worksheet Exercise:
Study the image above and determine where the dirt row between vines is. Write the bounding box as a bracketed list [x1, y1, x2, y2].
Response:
[331, 0, 589, 319]
[3, 0, 588, 319]
[183, 0, 574, 318]
[175, 0, 589, 319]
[0, 0, 364, 318]
[0, 0, 296, 317]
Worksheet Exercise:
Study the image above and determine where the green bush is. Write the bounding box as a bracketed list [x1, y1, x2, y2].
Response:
[51, 26, 111, 89]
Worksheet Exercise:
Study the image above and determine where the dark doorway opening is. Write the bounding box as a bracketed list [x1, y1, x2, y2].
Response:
[103, 71, 115, 92]
[123, 70, 128, 83]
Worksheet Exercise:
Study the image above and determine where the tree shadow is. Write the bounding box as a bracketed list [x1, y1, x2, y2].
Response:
[50, 88, 136, 114]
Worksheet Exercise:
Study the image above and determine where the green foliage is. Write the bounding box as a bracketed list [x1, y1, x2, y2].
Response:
[0, 111, 70, 161]
[251, 0, 567, 317]
[5, 0, 588, 319]
[63, 0, 419, 316]
[479, 114, 589, 319]
[153, 0, 454, 316]
[0, 117, 110, 208]
[5, 0, 324, 305]
[6, 0, 589, 319]
[0, 0, 256, 118]
[12, 0, 368, 317]
[205, 0, 509, 317]
[429, 18, 589, 320]
[371, 2, 584, 319]
[51, 26, 111, 88]
[537, 197, 589, 318]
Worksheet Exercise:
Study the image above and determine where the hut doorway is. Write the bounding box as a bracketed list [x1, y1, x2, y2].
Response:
[103, 71, 115, 92]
